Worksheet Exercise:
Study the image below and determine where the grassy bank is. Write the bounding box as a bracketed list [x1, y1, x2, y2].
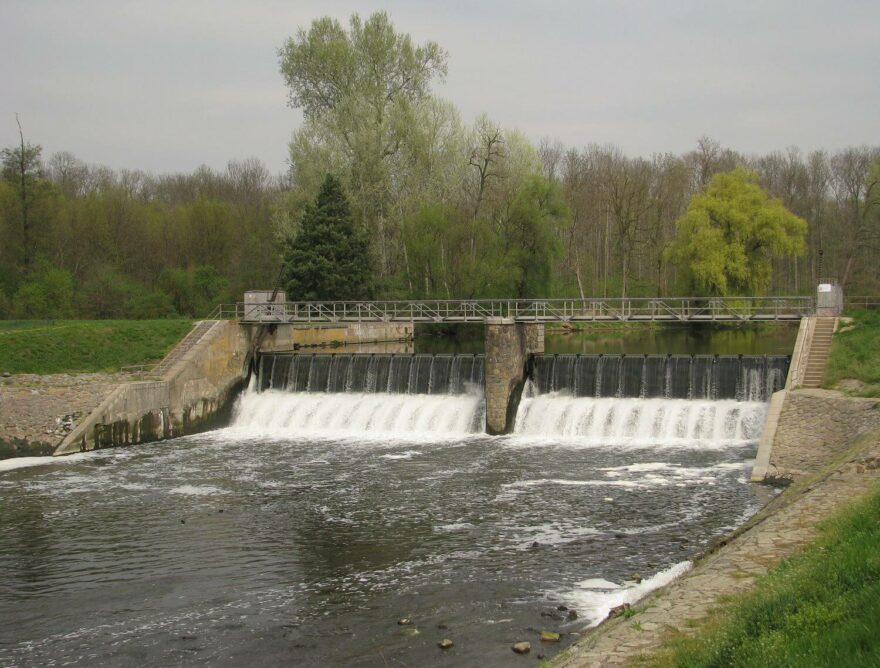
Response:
[646, 480, 880, 667]
[824, 310, 880, 396]
[0, 319, 193, 374]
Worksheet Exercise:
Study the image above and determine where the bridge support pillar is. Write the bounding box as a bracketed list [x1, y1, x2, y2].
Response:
[484, 319, 544, 434]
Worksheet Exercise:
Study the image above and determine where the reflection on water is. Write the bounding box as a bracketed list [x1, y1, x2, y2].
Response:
[415, 322, 798, 355]
[547, 323, 798, 355]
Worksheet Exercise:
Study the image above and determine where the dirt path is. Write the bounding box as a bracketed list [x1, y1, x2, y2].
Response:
[557, 400, 880, 667]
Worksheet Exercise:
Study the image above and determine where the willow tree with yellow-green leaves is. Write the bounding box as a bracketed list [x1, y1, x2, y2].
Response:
[665, 168, 807, 296]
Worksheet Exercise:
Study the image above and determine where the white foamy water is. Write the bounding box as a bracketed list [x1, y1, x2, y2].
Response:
[168, 485, 225, 496]
[514, 396, 766, 446]
[563, 561, 693, 627]
[0, 453, 89, 473]
[230, 389, 484, 437]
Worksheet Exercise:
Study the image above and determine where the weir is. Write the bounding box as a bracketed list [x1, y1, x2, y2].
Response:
[251, 350, 789, 442]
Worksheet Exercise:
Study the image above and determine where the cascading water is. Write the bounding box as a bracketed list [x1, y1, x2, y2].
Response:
[530, 354, 789, 401]
[233, 354, 486, 436]
[514, 395, 766, 446]
[516, 354, 788, 445]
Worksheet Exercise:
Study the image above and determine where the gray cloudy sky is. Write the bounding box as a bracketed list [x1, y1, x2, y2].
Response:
[2, 0, 878, 174]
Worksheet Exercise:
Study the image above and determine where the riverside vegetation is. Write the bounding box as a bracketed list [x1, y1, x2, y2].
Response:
[1, 11, 878, 320]
[647, 478, 880, 667]
[824, 310, 880, 397]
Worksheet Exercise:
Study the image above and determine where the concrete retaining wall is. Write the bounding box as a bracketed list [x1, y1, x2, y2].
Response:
[55, 321, 252, 455]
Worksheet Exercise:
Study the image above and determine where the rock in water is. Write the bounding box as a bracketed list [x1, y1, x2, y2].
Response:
[540, 631, 560, 642]
[397, 618, 412, 626]
[512, 642, 531, 654]
[438, 639, 454, 650]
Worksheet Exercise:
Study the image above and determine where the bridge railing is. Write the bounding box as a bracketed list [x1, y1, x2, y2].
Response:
[236, 297, 816, 323]
[844, 296, 880, 311]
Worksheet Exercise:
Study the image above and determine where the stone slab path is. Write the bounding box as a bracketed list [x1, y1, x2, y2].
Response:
[557, 420, 880, 667]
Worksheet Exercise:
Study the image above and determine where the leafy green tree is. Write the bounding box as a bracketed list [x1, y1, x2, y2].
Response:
[279, 11, 448, 276]
[126, 288, 177, 319]
[1, 118, 46, 273]
[501, 175, 569, 297]
[666, 168, 806, 296]
[283, 175, 371, 301]
[12, 262, 74, 318]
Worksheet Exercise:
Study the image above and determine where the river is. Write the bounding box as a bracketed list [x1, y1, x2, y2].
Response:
[0, 380, 775, 666]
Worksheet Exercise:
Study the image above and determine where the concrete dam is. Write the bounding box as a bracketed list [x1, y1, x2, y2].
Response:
[56, 288, 843, 455]
[245, 350, 786, 445]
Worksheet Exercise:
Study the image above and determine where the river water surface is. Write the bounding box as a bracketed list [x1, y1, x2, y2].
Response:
[0, 384, 774, 667]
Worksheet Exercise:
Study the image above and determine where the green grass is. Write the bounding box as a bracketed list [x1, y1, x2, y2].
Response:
[0, 319, 194, 374]
[824, 310, 880, 397]
[645, 480, 880, 667]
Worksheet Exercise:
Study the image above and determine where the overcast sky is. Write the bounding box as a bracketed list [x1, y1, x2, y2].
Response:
[2, 0, 878, 175]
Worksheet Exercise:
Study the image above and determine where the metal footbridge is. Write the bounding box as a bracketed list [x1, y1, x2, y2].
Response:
[235, 297, 815, 324]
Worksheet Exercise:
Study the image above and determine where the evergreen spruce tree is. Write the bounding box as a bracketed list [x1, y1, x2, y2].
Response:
[282, 175, 372, 300]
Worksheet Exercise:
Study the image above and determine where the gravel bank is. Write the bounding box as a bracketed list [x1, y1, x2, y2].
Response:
[0, 373, 133, 458]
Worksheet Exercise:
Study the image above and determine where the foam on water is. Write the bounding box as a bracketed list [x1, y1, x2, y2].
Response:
[0, 453, 89, 474]
[563, 561, 693, 627]
[169, 485, 225, 496]
[514, 395, 766, 446]
[230, 389, 485, 437]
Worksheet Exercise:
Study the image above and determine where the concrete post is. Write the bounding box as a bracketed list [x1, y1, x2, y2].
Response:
[484, 318, 544, 434]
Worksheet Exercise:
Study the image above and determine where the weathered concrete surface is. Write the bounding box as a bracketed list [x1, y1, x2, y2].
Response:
[55, 321, 252, 455]
[258, 322, 413, 351]
[0, 373, 131, 459]
[484, 319, 544, 434]
[556, 398, 880, 667]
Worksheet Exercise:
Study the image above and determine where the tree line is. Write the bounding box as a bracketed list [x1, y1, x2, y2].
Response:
[1, 12, 878, 318]
[0, 133, 283, 318]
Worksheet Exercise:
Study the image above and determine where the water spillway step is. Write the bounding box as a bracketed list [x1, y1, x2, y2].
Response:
[528, 354, 790, 402]
[514, 396, 767, 445]
[257, 353, 485, 395]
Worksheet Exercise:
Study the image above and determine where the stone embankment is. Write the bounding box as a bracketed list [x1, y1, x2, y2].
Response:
[555, 390, 880, 667]
[0, 373, 130, 458]
[769, 389, 880, 478]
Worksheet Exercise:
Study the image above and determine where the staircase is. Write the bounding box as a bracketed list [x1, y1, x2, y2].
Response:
[150, 320, 221, 378]
[801, 317, 836, 388]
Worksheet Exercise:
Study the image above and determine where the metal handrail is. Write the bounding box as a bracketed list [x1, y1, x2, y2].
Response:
[235, 296, 816, 323]
[843, 296, 880, 311]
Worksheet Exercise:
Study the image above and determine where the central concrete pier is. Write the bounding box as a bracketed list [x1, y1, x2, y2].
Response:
[484, 318, 544, 434]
